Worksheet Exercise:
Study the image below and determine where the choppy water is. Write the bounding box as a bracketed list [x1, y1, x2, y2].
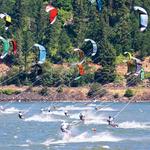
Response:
[0, 101, 150, 150]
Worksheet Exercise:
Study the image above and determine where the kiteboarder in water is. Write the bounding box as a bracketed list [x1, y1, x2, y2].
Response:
[60, 121, 70, 133]
[79, 112, 85, 121]
[64, 110, 70, 117]
[107, 116, 118, 127]
[18, 111, 24, 119]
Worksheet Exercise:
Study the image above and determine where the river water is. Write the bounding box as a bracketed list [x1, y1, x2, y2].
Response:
[0, 101, 150, 150]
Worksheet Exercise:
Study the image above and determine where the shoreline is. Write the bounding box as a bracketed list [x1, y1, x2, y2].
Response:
[0, 99, 150, 103]
[0, 93, 150, 103]
[0, 85, 149, 103]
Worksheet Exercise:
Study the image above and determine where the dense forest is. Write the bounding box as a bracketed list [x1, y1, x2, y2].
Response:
[0, 0, 150, 87]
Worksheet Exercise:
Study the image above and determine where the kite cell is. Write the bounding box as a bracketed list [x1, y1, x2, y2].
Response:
[134, 6, 148, 32]
[10, 39, 17, 55]
[0, 36, 10, 59]
[84, 39, 97, 56]
[0, 13, 12, 30]
[45, 5, 58, 24]
[33, 44, 46, 64]
[96, 0, 102, 12]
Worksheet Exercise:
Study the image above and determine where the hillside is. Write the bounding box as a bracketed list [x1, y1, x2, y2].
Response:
[0, 0, 149, 94]
[0, 64, 10, 77]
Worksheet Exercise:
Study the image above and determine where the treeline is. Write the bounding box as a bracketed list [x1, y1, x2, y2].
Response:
[0, 0, 150, 86]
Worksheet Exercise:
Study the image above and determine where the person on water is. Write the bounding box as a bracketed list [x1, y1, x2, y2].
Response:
[60, 121, 70, 133]
[107, 116, 118, 127]
[47, 107, 51, 112]
[95, 106, 99, 111]
[64, 111, 70, 117]
[79, 112, 85, 121]
[18, 111, 24, 119]
[107, 116, 114, 125]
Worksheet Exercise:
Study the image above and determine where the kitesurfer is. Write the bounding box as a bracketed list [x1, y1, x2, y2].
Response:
[107, 116, 114, 125]
[60, 121, 70, 133]
[79, 112, 85, 121]
[107, 116, 118, 127]
[95, 106, 98, 111]
[18, 111, 24, 119]
[47, 107, 51, 112]
[64, 110, 69, 117]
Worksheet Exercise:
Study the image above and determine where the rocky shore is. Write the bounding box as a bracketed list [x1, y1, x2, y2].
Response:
[0, 85, 149, 102]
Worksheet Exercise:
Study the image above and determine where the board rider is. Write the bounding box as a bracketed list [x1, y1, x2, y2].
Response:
[64, 110, 70, 117]
[79, 112, 85, 121]
[60, 121, 70, 133]
[107, 116, 118, 127]
[18, 111, 24, 119]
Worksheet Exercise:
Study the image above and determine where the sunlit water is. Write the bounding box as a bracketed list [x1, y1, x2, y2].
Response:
[0, 101, 150, 150]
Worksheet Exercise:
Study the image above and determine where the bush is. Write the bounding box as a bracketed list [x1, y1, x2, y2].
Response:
[94, 66, 116, 85]
[87, 83, 107, 98]
[71, 73, 95, 87]
[145, 72, 150, 79]
[124, 89, 134, 97]
[0, 89, 21, 95]
[0, 66, 32, 86]
[39, 87, 48, 96]
[114, 75, 125, 85]
[14, 90, 21, 94]
[42, 66, 75, 87]
[115, 54, 126, 65]
[42, 63, 95, 87]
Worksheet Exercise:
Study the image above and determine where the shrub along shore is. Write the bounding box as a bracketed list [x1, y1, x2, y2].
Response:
[0, 84, 149, 102]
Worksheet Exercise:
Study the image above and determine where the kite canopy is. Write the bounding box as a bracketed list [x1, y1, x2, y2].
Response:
[0, 36, 10, 59]
[33, 44, 46, 64]
[77, 64, 85, 76]
[124, 51, 143, 76]
[84, 39, 97, 56]
[132, 57, 142, 76]
[0, 13, 6, 19]
[124, 51, 141, 64]
[134, 6, 148, 32]
[45, 5, 58, 24]
[74, 48, 85, 63]
[89, 0, 96, 3]
[0, 13, 12, 30]
[10, 39, 17, 55]
[89, 0, 102, 13]
[140, 68, 145, 80]
[73, 39, 97, 78]
[96, 0, 102, 12]
[124, 52, 133, 60]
